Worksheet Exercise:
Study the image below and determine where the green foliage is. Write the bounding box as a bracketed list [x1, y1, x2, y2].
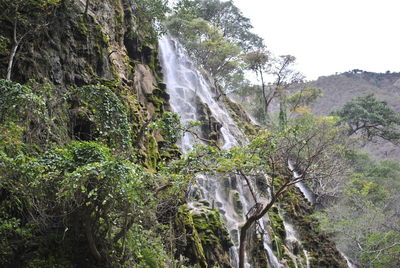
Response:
[0, 79, 69, 149]
[150, 112, 183, 146]
[317, 150, 400, 267]
[287, 87, 322, 114]
[360, 231, 400, 267]
[167, 0, 264, 84]
[335, 94, 400, 144]
[170, 0, 263, 52]
[168, 17, 241, 80]
[243, 50, 269, 73]
[0, 35, 9, 55]
[0, 79, 44, 123]
[0, 141, 173, 266]
[129, 0, 170, 43]
[71, 84, 132, 150]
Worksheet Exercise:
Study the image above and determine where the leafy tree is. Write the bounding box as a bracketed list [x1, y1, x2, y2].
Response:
[318, 176, 400, 267]
[169, 0, 263, 52]
[168, 17, 242, 80]
[317, 149, 400, 267]
[286, 86, 322, 116]
[243, 53, 304, 125]
[0, 139, 193, 266]
[0, 0, 61, 80]
[190, 0, 263, 51]
[335, 94, 400, 144]
[243, 49, 270, 117]
[167, 0, 264, 84]
[176, 114, 347, 268]
[132, 0, 170, 36]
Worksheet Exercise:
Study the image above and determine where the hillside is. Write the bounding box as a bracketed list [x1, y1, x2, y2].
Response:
[311, 70, 400, 115]
[309, 70, 400, 160]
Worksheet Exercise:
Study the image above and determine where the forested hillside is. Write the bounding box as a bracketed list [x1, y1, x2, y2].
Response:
[311, 71, 400, 115]
[310, 71, 400, 160]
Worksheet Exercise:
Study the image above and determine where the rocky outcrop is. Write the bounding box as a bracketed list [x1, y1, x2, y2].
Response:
[175, 203, 233, 267]
[279, 184, 348, 267]
[0, 0, 173, 169]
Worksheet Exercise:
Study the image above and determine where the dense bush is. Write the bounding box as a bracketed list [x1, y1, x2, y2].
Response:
[0, 141, 170, 267]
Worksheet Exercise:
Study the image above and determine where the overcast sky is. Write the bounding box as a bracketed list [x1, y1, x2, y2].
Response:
[233, 0, 400, 80]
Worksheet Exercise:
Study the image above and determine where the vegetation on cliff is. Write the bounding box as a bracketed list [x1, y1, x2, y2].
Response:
[1, 0, 399, 267]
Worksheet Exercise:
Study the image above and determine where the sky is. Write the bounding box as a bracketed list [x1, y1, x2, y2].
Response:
[233, 0, 400, 80]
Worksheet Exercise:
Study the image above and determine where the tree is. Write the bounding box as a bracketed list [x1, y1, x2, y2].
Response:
[132, 0, 170, 36]
[243, 49, 270, 118]
[335, 94, 400, 144]
[169, 17, 242, 80]
[318, 176, 400, 267]
[169, 0, 264, 52]
[180, 114, 347, 268]
[235, 115, 345, 268]
[316, 148, 400, 267]
[192, 0, 263, 52]
[0, 0, 60, 80]
[286, 86, 322, 116]
[243, 53, 304, 125]
[167, 0, 264, 85]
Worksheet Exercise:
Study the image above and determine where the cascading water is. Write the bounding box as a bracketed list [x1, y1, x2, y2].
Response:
[288, 161, 315, 204]
[282, 220, 311, 268]
[159, 35, 282, 267]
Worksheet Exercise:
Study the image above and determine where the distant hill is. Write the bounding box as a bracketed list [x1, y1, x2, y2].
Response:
[308, 70, 400, 159]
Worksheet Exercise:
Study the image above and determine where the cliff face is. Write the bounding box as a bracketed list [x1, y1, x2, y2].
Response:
[0, 1, 177, 267]
[7, 1, 145, 86]
[1, 0, 170, 164]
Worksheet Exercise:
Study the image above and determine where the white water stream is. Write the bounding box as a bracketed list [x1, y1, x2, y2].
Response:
[159, 35, 282, 267]
[288, 161, 315, 204]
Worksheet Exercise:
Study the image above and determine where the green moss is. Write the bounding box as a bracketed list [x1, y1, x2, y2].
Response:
[76, 16, 89, 36]
[192, 209, 232, 249]
[95, 24, 110, 44]
[232, 191, 243, 214]
[144, 133, 160, 170]
[279, 182, 348, 267]
[175, 204, 233, 267]
[148, 87, 168, 114]
[268, 207, 286, 239]
[271, 235, 283, 259]
[282, 252, 297, 268]
[222, 94, 259, 136]
[249, 235, 269, 268]
[176, 205, 207, 267]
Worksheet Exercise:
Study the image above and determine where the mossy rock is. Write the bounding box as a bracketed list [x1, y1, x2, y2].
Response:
[175, 205, 208, 268]
[175, 203, 233, 268]
[279, 183, 348, 268]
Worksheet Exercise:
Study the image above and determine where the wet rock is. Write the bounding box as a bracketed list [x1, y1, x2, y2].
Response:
[175, 204, 233, 268]
[229, 190, 243, 215]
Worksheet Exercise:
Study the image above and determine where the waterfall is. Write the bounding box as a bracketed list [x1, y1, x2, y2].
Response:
[288, 161, 315, 204]
[283, 220, 311, 268]
[159, 35, 282, 268]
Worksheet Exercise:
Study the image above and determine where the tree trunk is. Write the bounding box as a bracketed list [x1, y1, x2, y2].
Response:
[259, 69, 268, 119]
[85, 219, 102, 262]
[84, 0, 90, 17]
[238, 182, 290, 268]
[6, 19, 19, 80]
[6, 43, 18, 80]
